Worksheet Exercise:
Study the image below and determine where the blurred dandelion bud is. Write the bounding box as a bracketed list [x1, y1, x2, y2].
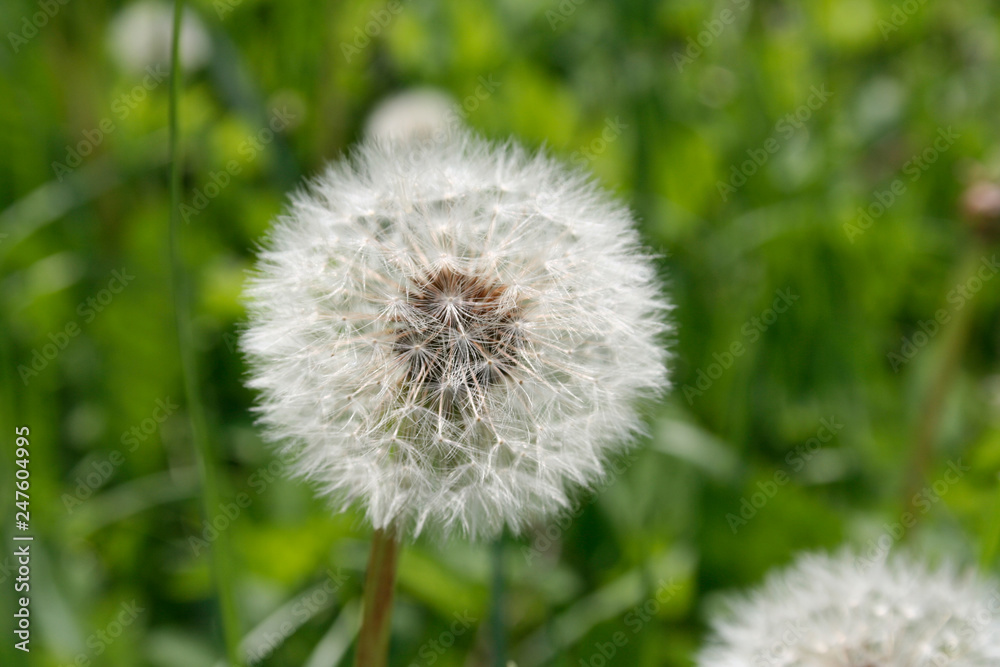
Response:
[363, 88, 461, 144]
[107, 0, 212, 74]
[241, 129, 670, 540]
[961, 180, 1000, 242]
[698, 551, 1000, 667]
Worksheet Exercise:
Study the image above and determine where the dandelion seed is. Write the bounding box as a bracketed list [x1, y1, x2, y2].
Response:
[241, 129, 670, 540]
[698, 550, 1000, 667]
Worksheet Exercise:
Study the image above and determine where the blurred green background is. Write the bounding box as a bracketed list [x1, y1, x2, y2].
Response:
[3, 0, 1000, 665]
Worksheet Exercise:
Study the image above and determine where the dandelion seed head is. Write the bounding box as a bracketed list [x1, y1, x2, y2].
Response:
[241, 130, 670, 539]
[698, 551, 1000, 667]
[106, 0, 211, 73]
[363, 88, 459, 144]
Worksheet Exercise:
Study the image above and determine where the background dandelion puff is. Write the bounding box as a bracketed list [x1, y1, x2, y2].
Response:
[698, 550, 1000, 667]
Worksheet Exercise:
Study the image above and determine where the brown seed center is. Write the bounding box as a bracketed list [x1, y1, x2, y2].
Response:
[393, 268, 521, 398]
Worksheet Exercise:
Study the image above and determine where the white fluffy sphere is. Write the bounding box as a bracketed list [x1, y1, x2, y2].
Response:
[363, 88, 459, 144]
[106, 1, 211, 74]
[241, 131, 669, 539]
[698, 551, 1000, 667]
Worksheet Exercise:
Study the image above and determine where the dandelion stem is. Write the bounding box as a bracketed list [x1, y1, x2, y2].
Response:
[982, 483, 1000, 571]
[900, 246, 978, 521]
[168, 2, 243, 665]
[356, 526, 400, 667]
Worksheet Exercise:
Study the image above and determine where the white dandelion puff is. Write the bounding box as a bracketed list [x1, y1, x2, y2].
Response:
[698, 550, 1000, 667]
[106, 0, 212, 74]
[241, 130, 670, 539]
[363, 88, 460, 144]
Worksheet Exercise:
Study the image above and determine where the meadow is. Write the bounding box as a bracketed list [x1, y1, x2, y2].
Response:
[2, 0, 1000, 665]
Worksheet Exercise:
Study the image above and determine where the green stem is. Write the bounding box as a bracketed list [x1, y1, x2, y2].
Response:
[168, 3, 243, 665]
[981, 475, 1000, 571]
[355, 526, 401, 667]
[900, 247, 978, 521]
